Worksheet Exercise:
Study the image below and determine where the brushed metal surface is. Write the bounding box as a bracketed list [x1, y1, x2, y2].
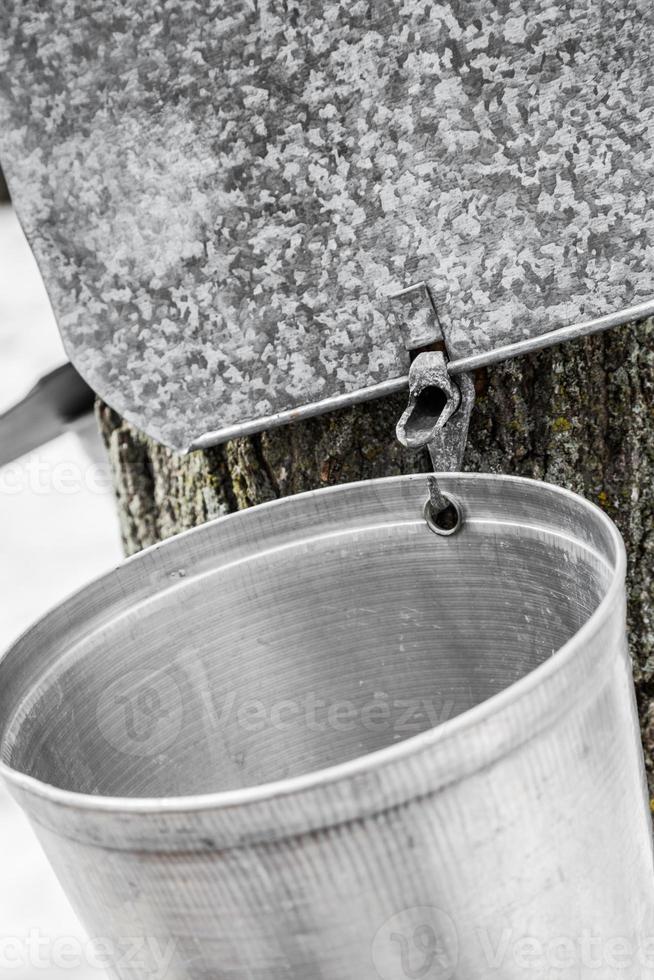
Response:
[1, 2, 654, 450]
[0, 474, 652, 978]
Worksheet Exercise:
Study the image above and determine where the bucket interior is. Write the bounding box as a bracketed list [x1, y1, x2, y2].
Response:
[0, 478, 616, 799]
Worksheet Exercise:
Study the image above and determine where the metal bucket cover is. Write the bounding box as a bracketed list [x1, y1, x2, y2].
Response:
[1, 1, 653, 449]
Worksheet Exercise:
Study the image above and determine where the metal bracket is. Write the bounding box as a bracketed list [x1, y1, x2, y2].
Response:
[388, 282, 445, 350]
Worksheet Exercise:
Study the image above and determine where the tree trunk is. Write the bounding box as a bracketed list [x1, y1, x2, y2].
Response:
[97, 318, 654, 792]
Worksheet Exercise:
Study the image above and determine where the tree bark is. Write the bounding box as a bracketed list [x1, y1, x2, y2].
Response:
[97, 318, 654, 792]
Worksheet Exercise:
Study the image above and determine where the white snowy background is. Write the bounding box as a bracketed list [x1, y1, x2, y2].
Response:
[0, 202, 121, 979]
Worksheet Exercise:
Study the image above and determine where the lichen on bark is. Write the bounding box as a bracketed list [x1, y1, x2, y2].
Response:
[97, 316, 654, 791]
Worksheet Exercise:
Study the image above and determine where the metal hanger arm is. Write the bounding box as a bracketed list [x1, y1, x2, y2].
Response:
[446, 298, 654, 376]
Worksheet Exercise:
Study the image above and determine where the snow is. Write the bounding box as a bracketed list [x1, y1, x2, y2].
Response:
[0, 204, 122, 979]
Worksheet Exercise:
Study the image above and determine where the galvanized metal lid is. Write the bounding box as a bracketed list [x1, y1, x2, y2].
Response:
[1, 0, 653, 451]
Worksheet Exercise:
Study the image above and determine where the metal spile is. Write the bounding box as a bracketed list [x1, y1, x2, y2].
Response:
[392, 282, 643, 534]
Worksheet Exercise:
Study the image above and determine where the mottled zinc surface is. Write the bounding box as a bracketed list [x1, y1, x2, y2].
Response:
[0, 1, 653, 450]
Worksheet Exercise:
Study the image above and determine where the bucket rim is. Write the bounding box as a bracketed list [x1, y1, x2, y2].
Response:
[0, 472, 627, 818]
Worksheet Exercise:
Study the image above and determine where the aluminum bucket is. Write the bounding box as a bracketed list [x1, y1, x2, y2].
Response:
[1, 474, 652, 979]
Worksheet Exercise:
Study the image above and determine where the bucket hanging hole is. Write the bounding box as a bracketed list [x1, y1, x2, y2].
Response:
[423, 493, 462, 536]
